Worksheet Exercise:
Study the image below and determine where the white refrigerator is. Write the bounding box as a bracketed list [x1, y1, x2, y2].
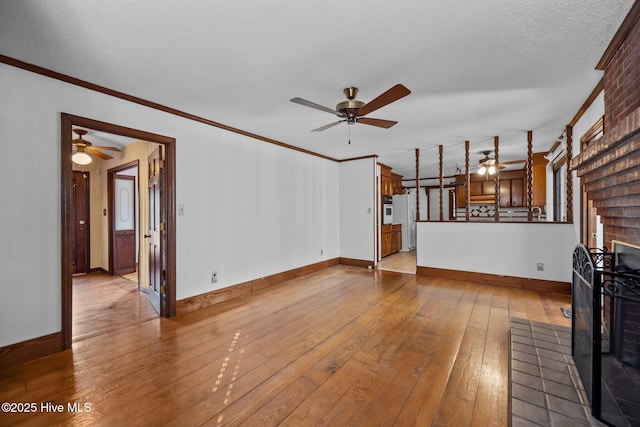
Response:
[392, 194, 416, 252]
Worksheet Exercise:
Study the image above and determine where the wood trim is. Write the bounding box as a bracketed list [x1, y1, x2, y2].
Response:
[416, 266, 570, 294]
[0, 54, 338, 163]
[403, 175, 457, 183]
[569, 78, 604, 127]
[339, 154, 378, 162]
[177, 258, 340, 315]
[0, 332, 63, 374]
[339, 257, 375, 269]
[580, 116, 604, 145]
[62, 114, 178, 350]
[596, 1, 640, 70]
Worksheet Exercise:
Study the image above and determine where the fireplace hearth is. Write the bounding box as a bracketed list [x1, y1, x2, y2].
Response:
[572, 243, 640, 426]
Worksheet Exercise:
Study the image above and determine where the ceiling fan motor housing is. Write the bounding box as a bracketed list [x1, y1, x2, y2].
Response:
[336, 99, 364, 123]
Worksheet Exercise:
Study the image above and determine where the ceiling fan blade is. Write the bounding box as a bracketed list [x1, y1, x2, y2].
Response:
[86, 149, 113, 160]
[357, 117, 398, 129]
[291, 97, 345, 117]
[311, 120, 346, 132]
[90, 146, 121, 151]
[499, 159, 526, 165]
[356, 84, 411, 117]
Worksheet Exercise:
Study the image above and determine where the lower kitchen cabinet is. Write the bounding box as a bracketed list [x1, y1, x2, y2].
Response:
[382, 224, 402, 257]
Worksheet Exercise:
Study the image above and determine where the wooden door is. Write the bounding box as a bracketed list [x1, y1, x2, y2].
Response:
[147, 146, 165, 314]
[113, 174, 136, 275]
[72, 171, 90, 274]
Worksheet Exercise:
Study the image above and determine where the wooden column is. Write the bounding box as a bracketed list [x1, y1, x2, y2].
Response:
[465, 140, 470, 222]
[415, 148, 420, 221]
[439, 145, 444, 221]
[494, 136, 500, 222]
[526, 130, 533, 222]
[566, 125, 573, 223]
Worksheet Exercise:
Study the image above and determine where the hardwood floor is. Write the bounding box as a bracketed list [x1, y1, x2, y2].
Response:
[72, 272, 158, 342]
[0, 265, 571, 426]
[378, 250, 416, 274]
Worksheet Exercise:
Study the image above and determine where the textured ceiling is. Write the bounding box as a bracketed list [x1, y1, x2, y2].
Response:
[0, 0, 635, 179]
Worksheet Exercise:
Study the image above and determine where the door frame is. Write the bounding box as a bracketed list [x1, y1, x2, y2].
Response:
[108, 161, 139, 276]
[61, 113, 177, 349]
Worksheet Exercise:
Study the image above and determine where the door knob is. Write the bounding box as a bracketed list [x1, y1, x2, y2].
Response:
[144, 234, 151, 238]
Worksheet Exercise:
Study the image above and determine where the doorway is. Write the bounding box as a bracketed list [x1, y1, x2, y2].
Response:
[108, 162, 139, 277]
[61, 113, 177, 350]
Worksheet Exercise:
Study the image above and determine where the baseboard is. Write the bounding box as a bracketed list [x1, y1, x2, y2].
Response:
[0, 332, 63, 373]
[339, 257, 375, 269]
[416, 266, 570, 294]
[177, 258, 340, 315]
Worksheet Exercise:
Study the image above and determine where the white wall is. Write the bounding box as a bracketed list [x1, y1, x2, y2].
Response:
[339, 158, 376, 262]
[417, 221, 578, 282]
[0, 63, 341, 347]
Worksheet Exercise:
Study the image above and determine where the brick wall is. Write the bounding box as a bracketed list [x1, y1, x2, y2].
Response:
[572, 4, 640, 371]
[572, 9, 640, 250]
[604, 13, 640, 133]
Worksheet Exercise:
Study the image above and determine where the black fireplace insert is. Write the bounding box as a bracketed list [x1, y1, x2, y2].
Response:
[572, 244, 640, 427]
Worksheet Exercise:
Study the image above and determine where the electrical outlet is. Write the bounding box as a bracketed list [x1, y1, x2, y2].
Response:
[320, 249, 323, 255]
[211, 271, 218, 283]
[536, 263, 544, 271]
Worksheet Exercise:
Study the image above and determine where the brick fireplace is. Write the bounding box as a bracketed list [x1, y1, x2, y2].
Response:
[570, 2, 640, 425]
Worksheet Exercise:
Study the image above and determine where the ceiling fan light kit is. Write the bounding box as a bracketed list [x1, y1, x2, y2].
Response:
[71, 128, 121, 164]
[72, 148, 92, 165]
[477, 151, 497, 177]
[291, 84, 411, 143]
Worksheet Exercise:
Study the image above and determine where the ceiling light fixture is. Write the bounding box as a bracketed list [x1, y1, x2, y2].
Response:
[477, 151, 496, 177]
[72, 146, 92, 165]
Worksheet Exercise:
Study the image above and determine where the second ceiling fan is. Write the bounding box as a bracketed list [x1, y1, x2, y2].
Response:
[291, 84, 411, 133]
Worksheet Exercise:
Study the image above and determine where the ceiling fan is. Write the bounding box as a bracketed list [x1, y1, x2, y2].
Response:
[291, 84, 411, 135]
[72, 129, 121, 165]
[477, 150, 527, 176]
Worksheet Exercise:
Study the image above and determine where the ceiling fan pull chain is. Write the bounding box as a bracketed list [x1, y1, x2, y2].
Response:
[348, 125, 351, 144]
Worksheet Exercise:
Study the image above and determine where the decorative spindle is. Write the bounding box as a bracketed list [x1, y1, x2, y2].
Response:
[439, 145, 444, 221]
[494, 136, 500, 222]
[527, 131, 533, 222]
[465, 140, 470, 222]
[566, 125, 573, 223]
[415, 148, 420, 221]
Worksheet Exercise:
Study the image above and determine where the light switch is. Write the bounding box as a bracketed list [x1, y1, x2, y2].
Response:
[178, 204, 185, 216]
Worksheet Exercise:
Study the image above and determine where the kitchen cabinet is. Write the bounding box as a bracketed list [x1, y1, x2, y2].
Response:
[391, 172, 404, 195]
[381, 164, 392, 196]
[382, 224, 402, 257]
[456, 170, 526, 208]
[455, 153, 547, 209]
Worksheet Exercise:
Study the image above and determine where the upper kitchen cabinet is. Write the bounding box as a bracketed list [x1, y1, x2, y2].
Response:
[455, 153, 547, 209]
[380, 164, 393, 196]
[391, 172, 403, 195]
